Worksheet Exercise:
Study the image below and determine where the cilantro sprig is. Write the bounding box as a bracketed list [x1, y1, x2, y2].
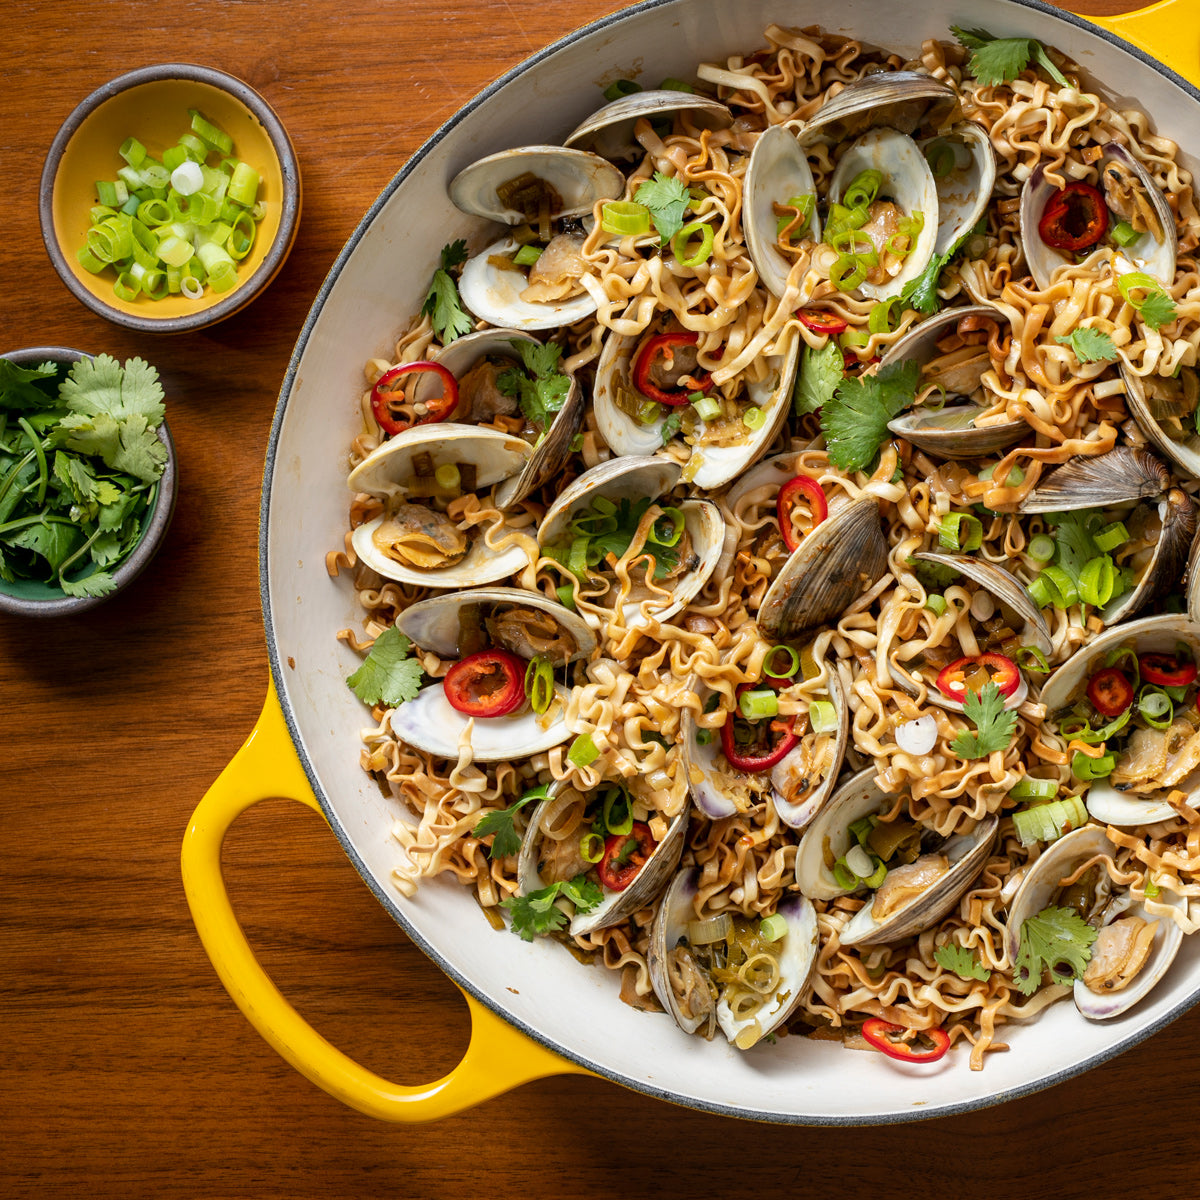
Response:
[421, 240, 474, 344]
[819, 359, 919, 472]
[793, 340, 844, 417]
[635, 171, 693, 244]
[345, 626, 425, 708]
[1055, 327, 1118, 364]
[0, 355, 168, 597]
[501, 873, 604, 941]
[496, 340, 571, 430]
[472, 784, 550, 859]
[952, 26, 1070, 88]
[1138, 288, 1177, 331]
[934, 943, 992, 982]
[899, 224, 978, 317]
[950, 681, 1019, 760]
[1013, 904, 1097, 995]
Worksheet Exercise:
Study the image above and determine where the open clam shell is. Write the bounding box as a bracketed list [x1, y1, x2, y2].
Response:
[1041, 614, 1200, 827]
[919, 122, 997, 255]
[592, 324, 799, 490]
[1101, 144, 1178, 284]
[389, 681, 571, 761]
[409, 328, 586, 508]
[349, 424, 534, 587]
[394, 586, 597, 665]
[887, 551, 1049, 715]
[881, 304, 1029, 457]
[449, 146, 624, 225]
[1122, 363, 1200, 482]
[757, 497, 888, 641]
[1020, 149, 1177, 291]
[516, 786, 687, 937]
[743, 125, 822, 302]
[564, 90, 733, 161]
[681, 664, 848, 830]
[1017, 445, 1170, 514]
[826, 128, 939, 301]
[537, 456, 723, 630]
[795, 768, 998, 943]
[458, 235, 597, 331]
[647, 868, 820, 1046]
[796, 71, 960, 147]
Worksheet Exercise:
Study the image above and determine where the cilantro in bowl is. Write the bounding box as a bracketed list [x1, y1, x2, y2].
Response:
[0, 353, 168, 598]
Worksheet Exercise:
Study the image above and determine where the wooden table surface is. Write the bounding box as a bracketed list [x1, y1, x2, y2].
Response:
[4, 1, 1196, 1196]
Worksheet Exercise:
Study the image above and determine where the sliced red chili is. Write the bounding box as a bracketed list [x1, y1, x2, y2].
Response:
[935, 653, 1021, 702]
[1139, 652, 1198, 688]
[597, 822, 656, 891]
[720, 680, 799, 772]
[442, 649, 526, 718]
[776, 474, 828, 553]
[370, 361, 459, 436]
[1086, 667, 1135, 717]
[797, 309, 848, 335]
[861, 1018, 951, 1063]
[632, 332, 714, 406]
[1037, 182, 1108, 252]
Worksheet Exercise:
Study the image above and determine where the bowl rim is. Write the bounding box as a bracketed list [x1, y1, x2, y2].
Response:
[258, 0, 1200, 1124]
[0, 346, 177, 618]
[38, 62, 301, 336]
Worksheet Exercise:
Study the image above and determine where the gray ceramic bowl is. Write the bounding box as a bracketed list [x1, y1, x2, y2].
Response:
[0, 347, 177, 618]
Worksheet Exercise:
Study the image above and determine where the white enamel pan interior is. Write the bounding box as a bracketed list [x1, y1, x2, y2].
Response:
[261, 0, 1200, 1122]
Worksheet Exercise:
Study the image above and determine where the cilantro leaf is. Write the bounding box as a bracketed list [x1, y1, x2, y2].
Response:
[1013, 904, 1097, 996]
[1139, 288, 1177, 331]
[473, 784, 550, 859]
[635, 171, 692, 245]
[0, 358, 59, 411]
[950, 681, 1018, 760]
[934, 943, 992, 982]
[421, 240, 474, 344]
[495, 339, 571, 430]
[60, 354, 165, 423]
[1055, 327, 1117, 364]
[951, 26, 1069, 88]
[345, 626, 424, 707]
[901, 248, 954, 316]
[793, 340, 844, 416]
[820, 359, 919, 472]
[501, 872, 604, 941]
[58, 411, 167, 484]
[1045, 509, 1100, 584]
[659, 409, 684, 446]
[59, 570, 116, 599]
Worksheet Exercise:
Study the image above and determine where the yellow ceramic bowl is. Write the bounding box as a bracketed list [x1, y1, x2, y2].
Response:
[40, 63, 300, 334]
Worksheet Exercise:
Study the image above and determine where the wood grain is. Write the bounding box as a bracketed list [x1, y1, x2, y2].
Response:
[2, 2, 1194, 1197]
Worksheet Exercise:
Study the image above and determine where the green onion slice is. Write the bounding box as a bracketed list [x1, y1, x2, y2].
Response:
[568, 733, 600, 768]
[524, 656, 555, 716]
[671, 220, 714, 267]
[764, 645, 799, 679]
[1009, 776, 1058, 801]
[1027, 534, 1056, 564]
[1093, 521, 1128, 552]
[808, 700, 838, 734]
[1110, 220, 1141, 247]
[579, 831, 605, 863]
[742, 406, 766, 430]
[601, 787, 633, 836]
[600, 200, 652, 236]
[939, 512, 984, 553]
[1072, 751, 1117, 781]
[759, 914, 788, 942]
[925, 593, 947, 616]
[739, 689, 779, 720]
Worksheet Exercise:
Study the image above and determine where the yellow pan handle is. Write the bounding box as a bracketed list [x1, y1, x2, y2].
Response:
[181, 680, 590, 1121]
[1082, 0, 1200, 88]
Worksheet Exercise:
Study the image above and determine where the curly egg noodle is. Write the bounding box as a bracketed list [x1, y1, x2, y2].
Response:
[330, 26, 1200, 1070]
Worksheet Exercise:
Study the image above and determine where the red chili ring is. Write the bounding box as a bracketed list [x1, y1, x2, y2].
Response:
[596, 822, 656, 891]
[1037, 181, 1108, 252]
[797, 309, 849, 335]
[776, 474, 828, 553]
[1138, 652, 1198, 688]
[370, 361, 459, 436]
[719, 680, 799, 772]
[861, 1017, 951, 1063]
[632, 331, 714, 406]
[935, 653, 1021, 701]
[1086, 667, 1135, 717]
[442, 649, 526, 718]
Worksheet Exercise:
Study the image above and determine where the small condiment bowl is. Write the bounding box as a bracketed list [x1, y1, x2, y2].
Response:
[0, 347, 178, 618]
[39, 63, 301, 334]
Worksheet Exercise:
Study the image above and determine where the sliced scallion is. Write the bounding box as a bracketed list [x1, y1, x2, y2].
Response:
[759, 914, 788, 942]
[764, 644, 799, 679]
[692, 395, 722, 421]
[1093, 521, 1129, 553]
[925, 593, 947, 616]
[568, 733, 600, 768]
[939, 511, 983, 553]
[808, 700, 838, 734]
[600, 200, 652, 236]
[670, 219, 714, 267]
[1009, 776, 1058, 802]
[739, 689, 779, 720]
[742, 406, 766, 430]
[1027, 534, 1056, 563]
[1110, 220, 1141, 247]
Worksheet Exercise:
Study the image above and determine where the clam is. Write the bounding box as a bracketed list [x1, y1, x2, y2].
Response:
[825, 127, 940, 301]
[887, 552, 1051, 714]
[1020, 148, 1177, 291]
[881, 304, 1029, 457]
[516, 783, 687, 936]
[564, 90, 733, 161]
[408, 328, 586, 507]
[795, 768, 998, 944]
[647, 867, 820, 1047]
[918, 122, 997, 255]
[349, 424, 534, 587]
[757, 497, 889, 640]
[591, 323, 800, 490]
[795, 71, 960, 147]
[1121, 363, 1200, 482]
[1005, 824, 1184, 1020]
[458, 234, 597, 331]
[394, 586, 597, 664]
[742, 125, 822, 301]
[680, 658, 849, 830]
[1017, 445, 1170, 514]
[1041, 614, 1200, 826]
[448, 146, 624, 226]
[538, 456, 723, 630]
